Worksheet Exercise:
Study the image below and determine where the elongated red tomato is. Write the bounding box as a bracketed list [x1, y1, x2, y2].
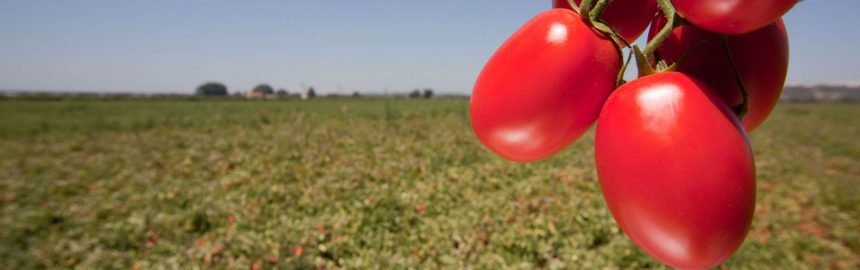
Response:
[470, 9, 620, 162]
[553, 0, 657, 42]
[649, 17, 789, 131]
[595, 72, 755, 269]
[673, 0, 797, 34]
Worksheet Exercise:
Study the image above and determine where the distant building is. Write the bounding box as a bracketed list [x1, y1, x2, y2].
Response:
[245, 91, 270, 99]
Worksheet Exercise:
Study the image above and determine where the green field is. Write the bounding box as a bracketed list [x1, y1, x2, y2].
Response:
[1, 99, 858, 269]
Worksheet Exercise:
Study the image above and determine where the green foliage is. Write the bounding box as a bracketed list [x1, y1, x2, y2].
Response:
[410, 89, 434, 99]
[196, 82, 228, 96]
[409, 89, 422, 98]
[252, 84, 274, 95]
[0, 100, 857, 269]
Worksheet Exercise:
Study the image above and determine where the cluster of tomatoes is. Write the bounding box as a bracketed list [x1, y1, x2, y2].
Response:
[470, 0, 796, 268]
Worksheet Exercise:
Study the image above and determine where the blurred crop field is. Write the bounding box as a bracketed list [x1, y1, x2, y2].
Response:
[0, 98, 858, 269]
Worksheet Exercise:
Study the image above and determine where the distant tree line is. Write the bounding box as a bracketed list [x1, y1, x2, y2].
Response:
[780, 84, 860, 103]
[252, 84, 274, 95]
[196, 82, 228, 96]
[194, 82, 442, 99]
[195, 82, 310, 99]
[409, 88, 434, 99]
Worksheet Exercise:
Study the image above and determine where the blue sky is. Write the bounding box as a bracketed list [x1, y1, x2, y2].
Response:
[0, 0, 857, 94]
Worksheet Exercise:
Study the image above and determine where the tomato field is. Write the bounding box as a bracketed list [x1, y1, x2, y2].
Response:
[0, 99, 858, 269]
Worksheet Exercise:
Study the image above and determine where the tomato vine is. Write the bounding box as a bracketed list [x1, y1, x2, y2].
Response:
[575, 0, 630, 51]
[470, 1, 797, 267]
[587, 0, 752, 119]
[643, 0, 678, 58]
[722, 35, 750, 118]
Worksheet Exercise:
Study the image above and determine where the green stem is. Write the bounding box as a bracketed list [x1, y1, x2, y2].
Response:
[592, 21, 628, 48]
[721, 35, 749, 118]
[655, 0, 676, 26]
[588, 20, 628, 79]
[616, 48, 634, 87]
[633, 46, 657, 78]
[576, 0, 627, 50]
[666, 39, 706, 72]
[589, 0, 613, 22]
[643, 0, 677, 58]
[579, 0, 594, 25]
[565, 0, 581, 13]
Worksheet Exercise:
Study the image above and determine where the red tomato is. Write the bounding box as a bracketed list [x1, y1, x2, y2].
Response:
[595, 72, 756, 269]
[673, 0, 796, 34]
[649, 17, 788, 131]
[470, 9, 620, 162]
[553, 0, 657, 42]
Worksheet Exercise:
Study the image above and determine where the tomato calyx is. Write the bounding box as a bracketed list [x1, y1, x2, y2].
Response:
[615, 0, 680, 85]
[633, 46, 657, 77]
[630, 0, 751, 119]
[630, 41, 750, 119]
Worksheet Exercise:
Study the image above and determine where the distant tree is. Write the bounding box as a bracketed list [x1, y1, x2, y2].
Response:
[352, 91, 361, 98]
[409, 89, 422, 98]
[276, 89, 289, 97]
[423, 88, 434, 99]
[307, 87, 317, 98]
[252, 84, 274, 95]
[196, 82, 228, 96]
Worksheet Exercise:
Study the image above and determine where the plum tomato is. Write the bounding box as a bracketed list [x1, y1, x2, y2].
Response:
[470, 9, 621, 162]
[672, 0, 797, 34]
[553, 0, 658, 42]
[595, 72, 756, 269]
[649, 17, 789, 131]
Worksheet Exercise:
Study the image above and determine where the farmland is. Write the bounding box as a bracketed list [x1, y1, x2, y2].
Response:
[0, 98, 858, 269]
